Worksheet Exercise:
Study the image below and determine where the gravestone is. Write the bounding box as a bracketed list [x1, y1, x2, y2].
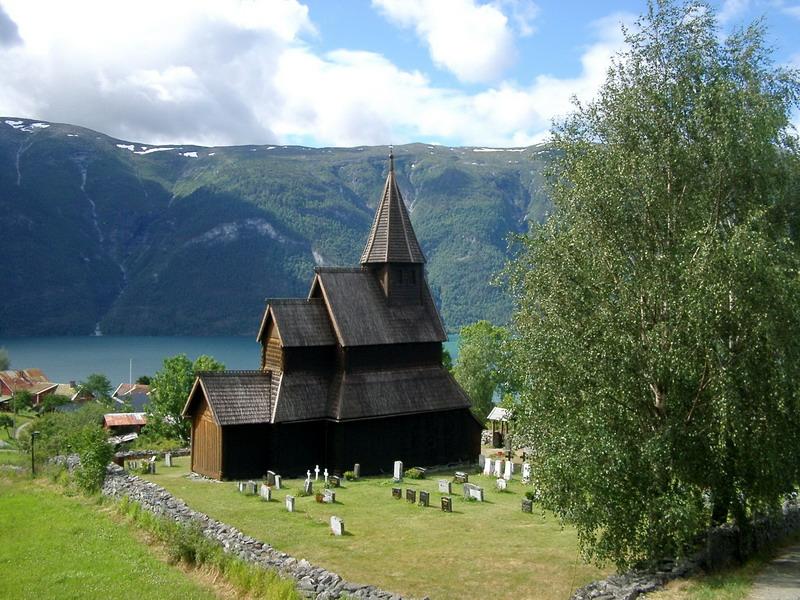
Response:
[503, 460, 513, 481]
[274, 475, 282, 489]
[463, 483, 477, 499]
[164, 452, 173, 467]
[147, 461, 156, 475]
[454, 471, 468, 484]
[521, 499, 533, 513]
[266, 471, 276, 486]
[304, 479, 313, 495]
[353, 463, 360, 479]
[469, 487, 485, 502]
[406, 489, 417, 503]
[285, 495, 295, 512]
[478, 454, 485, 468]
[260, 484, 272, 501]
[324, 468, 329, 485]
[493, 459, 503, 477]
[438, 479, 452, 494]
[496, 478, 507, 491]
[393, 460, 403, 482]
[330, 516, 344, 536]
[238, 481, 245, 493]
[247, 480, 258, 495]
[483, 458, 492, 476]
[314, 465, 320, 481]
[419, 491, 430, 507]
[323, 489, 336, 504]
[521, 462, 531, 483]
[392, 487, 402, 499]
[441, 497, 453, 512]
[329, 475, 341, 488]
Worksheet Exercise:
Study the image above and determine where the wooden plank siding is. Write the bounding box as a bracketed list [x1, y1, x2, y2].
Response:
[263, 321, 283, 372]
[191, 396, 222, 479]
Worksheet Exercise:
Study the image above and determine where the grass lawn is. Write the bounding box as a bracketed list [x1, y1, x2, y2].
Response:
[143, 457, 606, 599]
[0, 476, 220, 600]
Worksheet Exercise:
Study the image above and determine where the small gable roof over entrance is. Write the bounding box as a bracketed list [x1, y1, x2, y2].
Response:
[183, 371, 272, 426]
[311, 268, 446, 347]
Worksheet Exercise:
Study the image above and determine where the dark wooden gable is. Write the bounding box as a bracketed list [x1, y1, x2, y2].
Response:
[182, 371, 273, 426]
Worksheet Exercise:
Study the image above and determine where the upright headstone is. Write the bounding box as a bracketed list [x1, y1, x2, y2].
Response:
[393, 460, 403, 482]
[469, 486, 485, 502]
[441, 497, 453, 512]
[274, 475, 283, 489]
[304, 479, 313, 495]
[353, 463, 361, 479]
[260, 484, 272, 501]
[419, 490, 430, 507]
[329, 475, 341, 488]
[164, 452, 173, 467]
[494, 459, 503, 477]
[266, 471, 276, 486]
[521, 498, 533, 513]
[478, 454, 485, 468]
[483, 458, 492, 476]
[496, 478, 507, 491]
[438, 479, 452, 494]
[314, 465, 320, 481]
[324, 468, 329, 485]
[323, 489, 336, 503]
[285, 495, 295, 512]
[521, 462, 531, 485]
[392, 487, 402, 499]
[406, 489, 417, 503]
[248, 480, 258, 495]
[238, 481, 246, 493]
[503, 461, 513, 481]
[454, 471, 469, 484]
[330, 516, 344, 536]
[463, 482, 476, 499]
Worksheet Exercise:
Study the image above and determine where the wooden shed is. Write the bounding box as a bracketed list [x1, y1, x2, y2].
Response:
[183, 151, 483, 479]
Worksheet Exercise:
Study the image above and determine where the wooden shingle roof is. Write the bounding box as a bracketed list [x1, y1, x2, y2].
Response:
[360, 151, 425, 265]
[183, 371, 272, 426]
[257, 298, 335, 347]
[270, 371, 332, 423]
[312, 268, 446, 347]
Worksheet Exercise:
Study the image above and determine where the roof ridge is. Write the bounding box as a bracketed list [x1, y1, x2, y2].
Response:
[198, 370, 267, 376]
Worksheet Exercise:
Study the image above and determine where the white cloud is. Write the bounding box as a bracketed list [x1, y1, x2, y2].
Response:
[372, 0, 528, 83]
[0, 0, 629, 147]
[782, 4, 800, 19]
[718, 0, 750, 23]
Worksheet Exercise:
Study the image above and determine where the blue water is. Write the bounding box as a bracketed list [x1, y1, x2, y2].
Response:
[0, 335, 461, 385]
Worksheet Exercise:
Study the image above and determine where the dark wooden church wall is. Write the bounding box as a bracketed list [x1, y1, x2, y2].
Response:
[266, 421, 327, 477]
[221, 423, 272, 480]
[344, 343, 441, 371]
[326, 409, 481, 475]
[283, 346, 335, 371]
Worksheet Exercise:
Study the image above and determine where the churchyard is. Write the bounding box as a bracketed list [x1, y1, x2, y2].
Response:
[142, 455, 606, 599]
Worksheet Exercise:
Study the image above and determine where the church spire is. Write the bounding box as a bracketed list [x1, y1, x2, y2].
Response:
[360, 148, 425, 264]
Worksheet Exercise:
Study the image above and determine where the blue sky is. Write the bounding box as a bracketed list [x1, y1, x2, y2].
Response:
[0, 0, 798, 147]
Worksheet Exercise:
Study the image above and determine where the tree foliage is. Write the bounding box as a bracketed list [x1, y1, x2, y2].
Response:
[453, 321, 510, 420]
[10, 390, 33, 414]
[79, 373, 113, 403]
[505, 0, 800, 568]
[39, 394, 71, 413]
[147, 354, 225, 442]
[72, 425, 114, 494]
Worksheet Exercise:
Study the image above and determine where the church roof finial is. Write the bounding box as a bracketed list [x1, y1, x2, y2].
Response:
[389, 145, 394, 172]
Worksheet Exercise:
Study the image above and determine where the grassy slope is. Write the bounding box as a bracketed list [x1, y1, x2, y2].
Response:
[0, 477, 219, 600]
[144, 457, 605, 600]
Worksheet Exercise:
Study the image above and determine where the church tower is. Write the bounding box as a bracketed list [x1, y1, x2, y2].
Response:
[360, 149, 425, 305]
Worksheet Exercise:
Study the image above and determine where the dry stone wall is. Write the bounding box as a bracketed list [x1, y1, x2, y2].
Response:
[101, 463, 416, 600]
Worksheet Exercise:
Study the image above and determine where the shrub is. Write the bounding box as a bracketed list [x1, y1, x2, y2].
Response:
[405, 467, 425, 479]
[73, 425, 113, 494]
[343, 470, 356, 481]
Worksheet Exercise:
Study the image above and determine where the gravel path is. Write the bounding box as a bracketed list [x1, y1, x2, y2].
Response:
[747, 543, 800, 600]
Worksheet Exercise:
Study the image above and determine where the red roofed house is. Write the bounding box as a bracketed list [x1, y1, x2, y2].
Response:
[182, 152, 483, 479]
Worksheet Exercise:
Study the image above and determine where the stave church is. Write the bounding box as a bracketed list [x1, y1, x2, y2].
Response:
[182, 151, 483, 479]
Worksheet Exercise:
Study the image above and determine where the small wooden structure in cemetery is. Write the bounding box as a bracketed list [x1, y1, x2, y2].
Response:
[487, 406, 510, 448]
[183, 151, 483, 479]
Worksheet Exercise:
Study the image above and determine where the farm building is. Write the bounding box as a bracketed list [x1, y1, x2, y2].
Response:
[182, 152, 483, 479]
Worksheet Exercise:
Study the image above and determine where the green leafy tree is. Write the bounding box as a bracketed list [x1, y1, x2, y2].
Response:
[442, 348, 453, 372]
[79, 373, 113, 403]
[0, 414, 13, 438]
[72, 425, 113, 494]
[505, 0, 800, 568]
[10, 390, 33, 414]
[148, 354, 225, 442]
[136, 375, 151, 385]
[39, 394, 71, 413]
[0, 347, 9, 370]
[453, 321, 510, 420]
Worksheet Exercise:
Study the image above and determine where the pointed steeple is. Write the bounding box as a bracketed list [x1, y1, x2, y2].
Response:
[361, 148, 425, 264]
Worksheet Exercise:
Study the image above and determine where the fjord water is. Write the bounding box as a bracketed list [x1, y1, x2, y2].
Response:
[0, 336, 461, 385]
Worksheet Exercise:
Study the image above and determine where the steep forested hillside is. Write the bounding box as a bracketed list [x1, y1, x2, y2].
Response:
[0, 117, 552, 336]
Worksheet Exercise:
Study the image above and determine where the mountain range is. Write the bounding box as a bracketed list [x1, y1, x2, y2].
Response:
[0, 117, 552, 337]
